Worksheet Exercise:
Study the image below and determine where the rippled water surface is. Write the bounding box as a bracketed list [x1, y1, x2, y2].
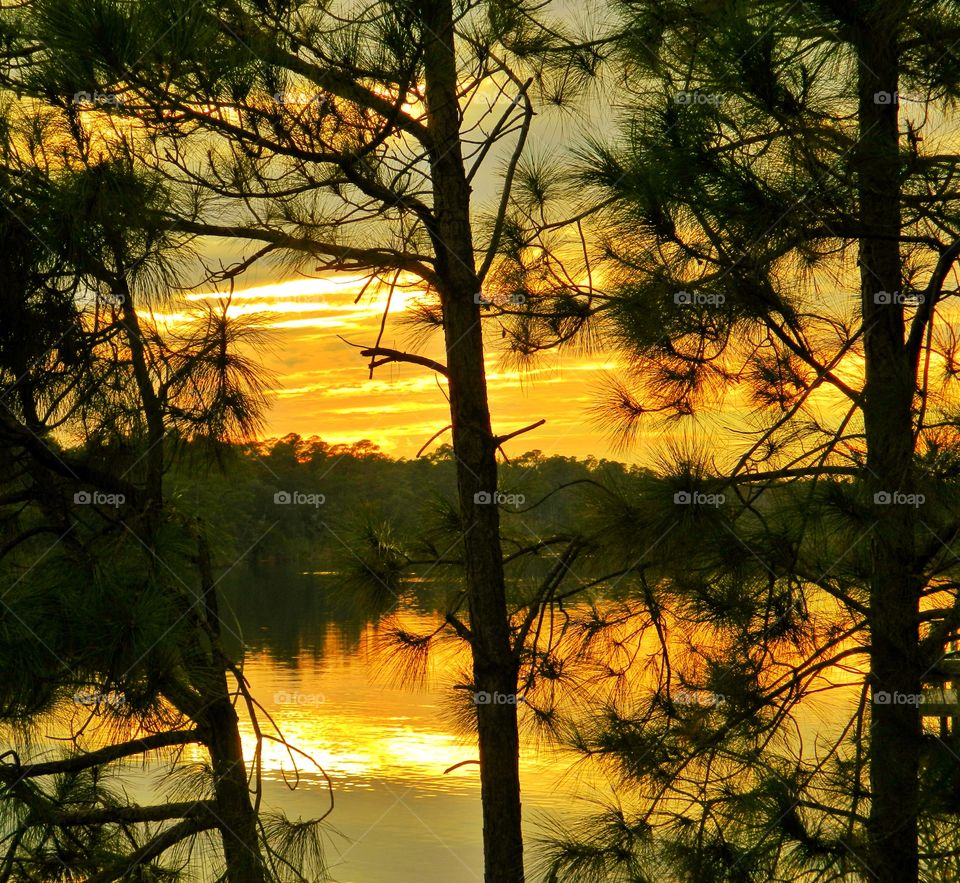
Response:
[214, 570, 591, 883]
[13, 565, 863, 882]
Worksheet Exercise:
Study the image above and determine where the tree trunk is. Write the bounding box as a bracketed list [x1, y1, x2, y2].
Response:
[193, 536, 268, 883]
[204, 694, 269, 883]
[419, 0, 525, 879]
[857, 20, 921, 883]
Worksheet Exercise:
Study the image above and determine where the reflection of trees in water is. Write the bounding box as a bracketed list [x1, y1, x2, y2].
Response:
[218, 566, 456, 665]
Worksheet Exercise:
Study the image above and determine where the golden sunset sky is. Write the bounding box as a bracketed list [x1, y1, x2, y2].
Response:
[164, 270, 636, 461]
[156, 261, 872, 466]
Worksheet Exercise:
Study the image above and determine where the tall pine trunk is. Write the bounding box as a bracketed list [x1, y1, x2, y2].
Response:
[419, 0, 525, 878]
[857, 20, 921, 883]
[204, 694, 269, 883]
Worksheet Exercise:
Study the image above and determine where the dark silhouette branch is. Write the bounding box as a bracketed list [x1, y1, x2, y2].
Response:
[83, 815, 217, 883]
[416, 424, 453, 457]
[159, 217, 440, 287]
[358, 346, 449, 377]
[494, 418, 545, 446]
[0, 730, 202, 782]
[906, 237, 960, 366]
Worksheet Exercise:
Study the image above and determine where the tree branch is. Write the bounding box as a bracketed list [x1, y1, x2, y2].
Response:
[0, 729, 202, 783]
[494, 418, 545, 446]
[83, 814, 217, 883]
[43, 801, 218, 828]
[160, 217, 439, 287]
[906, 237, 960, 367]
[210, 0, 432, 145]
[358, 346, 449, 376]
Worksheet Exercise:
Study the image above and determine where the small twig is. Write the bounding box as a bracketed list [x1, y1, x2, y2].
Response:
[206, 244, 277, 286]
[443, 759, 480, 775]
[360, 346, 449, 376]
[417, 424, 452, 457]
[369, 270, 401, 379]
[338, 336, 449, 376]
[494, 418, 545, 446]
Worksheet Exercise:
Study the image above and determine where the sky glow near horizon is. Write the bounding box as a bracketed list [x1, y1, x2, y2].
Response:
[165, 274, 643, 460]
[154, 264, 901, 465]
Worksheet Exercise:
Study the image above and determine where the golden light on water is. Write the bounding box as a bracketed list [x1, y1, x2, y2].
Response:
[244, 717, 472, 788]
[236, 636, 478, 789]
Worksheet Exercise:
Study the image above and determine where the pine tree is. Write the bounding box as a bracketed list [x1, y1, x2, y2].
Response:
[515, 1, 960, 880]
[0, 99, 326, 882]
[14, 1, 606, 878]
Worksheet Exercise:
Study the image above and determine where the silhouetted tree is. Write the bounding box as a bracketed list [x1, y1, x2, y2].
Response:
[16, 1, 607, 878]
[512, 1, 960, 880]
[0, 97, 327, 882]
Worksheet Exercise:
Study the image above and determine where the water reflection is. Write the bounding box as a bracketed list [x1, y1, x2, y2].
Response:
[216, 567, 588, 882]
[241, 635, 477, 790]
[5, 565, 866, 882]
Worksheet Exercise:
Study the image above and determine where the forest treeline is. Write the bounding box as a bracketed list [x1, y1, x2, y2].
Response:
[167, 434, 650, 569]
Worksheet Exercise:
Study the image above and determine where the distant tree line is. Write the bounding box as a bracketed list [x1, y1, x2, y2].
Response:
[170, 434, 649, 572]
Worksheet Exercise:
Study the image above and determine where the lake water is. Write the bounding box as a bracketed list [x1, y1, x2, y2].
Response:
[213, 568, 595, 883]
[5, 566, 864, 882]
[230, 634, 586, 882]
[211, 568, 862, 882]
